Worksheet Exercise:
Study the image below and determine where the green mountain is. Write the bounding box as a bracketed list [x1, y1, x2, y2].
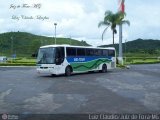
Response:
[0, 32, 90, 57]
[100, 39, 160, 55]
[1, 32, 160, 57]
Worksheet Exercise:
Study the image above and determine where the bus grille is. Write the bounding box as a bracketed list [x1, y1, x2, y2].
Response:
[40, 67, 48, 69]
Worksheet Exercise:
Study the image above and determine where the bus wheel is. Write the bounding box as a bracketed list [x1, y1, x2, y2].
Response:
[65, 66, 72, 76]
[102, 64, 107, 73]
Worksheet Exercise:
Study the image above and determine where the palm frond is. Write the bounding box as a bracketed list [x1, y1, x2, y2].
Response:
[117, 11, 126, 17]
[101, 26, 109, 41]
[98, 21, 110, 28]
[121, 20, 130, 26]
[98, 10, 130, 44]
[105, 10, 113, 16]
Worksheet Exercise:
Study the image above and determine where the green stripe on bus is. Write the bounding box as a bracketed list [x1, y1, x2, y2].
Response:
[71, 58, 111, 71]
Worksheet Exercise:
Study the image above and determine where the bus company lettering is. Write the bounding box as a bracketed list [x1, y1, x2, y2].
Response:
[74, 58, 85, 62]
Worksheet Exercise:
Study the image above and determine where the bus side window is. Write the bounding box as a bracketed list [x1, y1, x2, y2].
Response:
[99, 49, 103, 56]
[90, 49, 94, 56]
[108, 50, 115, 56]
[86, 49, 90, 56]
[94, 49, 102, 56]
[66, 47, 76, 56]
[60, 47, 64, 58]
[94, 49, 98, 56]
[77, 48, 85, 56]
[103, 50, 108, 56]
[86, 49, 94, 56]
[56, 47, 64, 64]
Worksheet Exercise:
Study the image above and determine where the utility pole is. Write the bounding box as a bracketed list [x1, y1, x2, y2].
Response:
[119, 23, 123, 64]
[54, 23, 57, 44]
[125, 39, 127, 63]
[10, 36, 13, 63]
[118, 0, 125, 65]
[11, 36, 13, 56]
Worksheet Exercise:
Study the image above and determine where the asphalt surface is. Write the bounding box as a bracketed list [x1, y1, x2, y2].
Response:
[0, 64, 160, 114]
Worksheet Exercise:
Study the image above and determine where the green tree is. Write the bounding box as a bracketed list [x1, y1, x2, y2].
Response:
[98, 10, 130, 45]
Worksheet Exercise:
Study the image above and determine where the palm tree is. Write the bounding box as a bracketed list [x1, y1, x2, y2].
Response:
[98, 10, 130, 45]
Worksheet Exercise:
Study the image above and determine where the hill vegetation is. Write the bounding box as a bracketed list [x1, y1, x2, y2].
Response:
[0, 32, 160, 58]
[100, 38, 160, 57]
[0, 32, 90, 57]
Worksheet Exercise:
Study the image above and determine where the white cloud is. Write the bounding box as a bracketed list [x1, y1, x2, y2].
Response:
[0, 0, 160, 46]
[125, 0, 160, 41]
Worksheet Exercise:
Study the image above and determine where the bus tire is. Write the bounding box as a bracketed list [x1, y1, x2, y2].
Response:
[65, 66, 72, 76]
[102, 64, 107, 73]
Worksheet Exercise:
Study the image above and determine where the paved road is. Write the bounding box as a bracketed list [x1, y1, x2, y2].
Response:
[0, 64, 160, 114]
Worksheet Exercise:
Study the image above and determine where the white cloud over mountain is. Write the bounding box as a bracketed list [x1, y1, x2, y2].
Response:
[0, 0, 160, 46]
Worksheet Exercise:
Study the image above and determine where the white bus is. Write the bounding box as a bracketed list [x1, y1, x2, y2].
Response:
[37, 45, 116, 76]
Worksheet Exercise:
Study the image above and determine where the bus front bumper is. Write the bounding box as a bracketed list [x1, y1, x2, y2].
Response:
[36, 64, 56, 75]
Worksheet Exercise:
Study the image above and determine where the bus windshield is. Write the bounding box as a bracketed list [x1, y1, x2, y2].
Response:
[37, 47, 56, 64]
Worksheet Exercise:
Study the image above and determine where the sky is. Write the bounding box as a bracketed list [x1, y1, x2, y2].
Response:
[0, 0, 160, 46]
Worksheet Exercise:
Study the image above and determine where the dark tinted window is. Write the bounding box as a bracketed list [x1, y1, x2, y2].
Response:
[55, 47, 65, 64]
[56, 47, 64, 58]
[77, 48, 85, 56]
[86, 49, 94, 56]
[108, 50, 115, 56]
[102, 50, 108, 56]
[66, 47, 76, 56]
[94, 49, 102, 56]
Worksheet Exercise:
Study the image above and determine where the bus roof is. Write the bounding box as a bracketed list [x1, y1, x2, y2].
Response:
[40, 44, 115, 50]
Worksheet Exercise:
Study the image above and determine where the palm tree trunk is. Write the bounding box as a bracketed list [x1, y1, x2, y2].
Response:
[112, 30, 114, 46]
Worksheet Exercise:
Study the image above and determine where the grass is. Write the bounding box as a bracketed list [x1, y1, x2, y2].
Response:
[117, 56, 160, 69]
[124, 57, 160, 64]
[9, 58, 36, 63]
[116, 64, 126, 68]
[0, 58, 36, 66]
